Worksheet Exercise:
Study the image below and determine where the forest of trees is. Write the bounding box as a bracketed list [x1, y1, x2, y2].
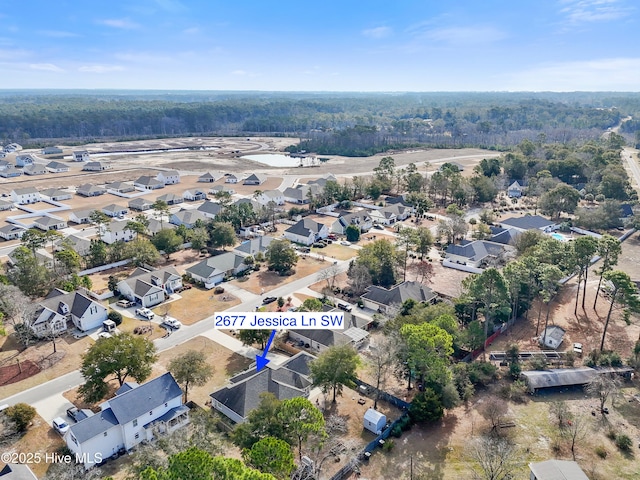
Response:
[2, 91, 640, 154]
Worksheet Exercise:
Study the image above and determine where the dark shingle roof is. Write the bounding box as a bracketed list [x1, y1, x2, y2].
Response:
[285, 218, 325, 237]
[197, 200, 223, 216]
[362, 281, 436, 307]
[234, 236, 274, 256]
[500, 215, 555, 231]
[68, 407, 119, 443]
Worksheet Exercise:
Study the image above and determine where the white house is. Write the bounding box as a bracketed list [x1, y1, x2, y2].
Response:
[224, 174, 240, 184]
[102, 204, 128, 218]
[507, 181, 524, 198]
[106, 181, 135, 194]
[128, 198, 153, 211]
[46, 161, 70, 173]
[284, 218, 329, 246]
[361, 281, 437, 315]
[369, 204, 411, 225]
[198, 172, 219, 183]
[134, 176, 165, 190]
[209, 184, 235, 195]
[331, 211, 372, 235]
[243, 173, 267, 185]
[0, 165, 22, 178]
[283, 184, 321, 204]
[23, 164, 47, 176]
[0, 224, 26, 241]
[156, 193, 183, 206]
[31, 289, 107, 337]
[40, 188, 72, 201]
[32, 215, 66, 231]
[76, 184, 106, 197]
[82, 161, 112, 172]
[101, 220, 136, 244]
[540, 325, 566, 350]
[117, 267, 182, 308]
[69, 209, 96, 225]
[185, 252, 249, 288]
[3, 143, 22, 153]
[0, 199, 14, 211]
[73, 150, 90, 162]
[196, 200, 223, 220]
[0, 159, 10, 170]
[55, 234, 92, 257]
[42, 146, 63, 155]
[182, 189, 207, 201]
[66, 373, 188, 469]
[444, 240, 511, 269]
[156, 170, 180, 185]
[256, 190, 285, 206]
[15, 154, 38, 167]
[11, 187, 40, 205]
[364, 408, 386, 435]
[169, 210, 207, 228]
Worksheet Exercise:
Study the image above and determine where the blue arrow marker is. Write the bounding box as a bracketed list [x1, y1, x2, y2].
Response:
[256, 329, 277, 372]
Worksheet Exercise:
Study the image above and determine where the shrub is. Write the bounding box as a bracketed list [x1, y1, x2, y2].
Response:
[615, 434, 633, 452]
[107, 310, 123, 326]
[529, 356, 548, 371]
[390, 425, 402, 438]
[509, 362, 521, 379]
[467, 362, 498, 386]
[5, 403, 36, 432]
[214, 286, 225, 294]
[595, 445, 608, 459]
[382, 439, 394, 452]
[606, 429, 617, 440]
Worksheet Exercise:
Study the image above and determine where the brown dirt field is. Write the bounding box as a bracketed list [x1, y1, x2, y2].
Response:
[0, 414, 65, 478]
[117, 315, 166, 341]
[230, 255, 330, 295]
[311, 243, 357, 261]
[614, 233, 640, 281]
[151, 286, 239, 325]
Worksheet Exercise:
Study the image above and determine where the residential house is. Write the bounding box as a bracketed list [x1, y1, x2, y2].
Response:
[210, 352, 315, 424]
[23, 164, 47, 176]
[540, 325, 566, 350]
[40, 188, 72, 201]
[8, 248, 54, 269]
[117, 267, 182, 308]
[11, 187, 40, 205]
[76, 184, 106, 197]
[499, 215, 556, 232]
[32, 215, 66, 231]
[255, 190, 285, 207]
[128, 197, 153, 211]
[134, 176, 165, 190]
[284, 218, 329, 246]
[209, 184, 235, 195]
[0, 224, 26, 241]
[55, 234, 91, 256]
[46, 161, 70, 173]
[66, 373, 188, 469]
[0, 199, 13, 211]
[0, 159, 10, 170]
[102, 204, 128, 218]
[243, 173, 267, 185]
[106, 181, 135, 194]
[3, 143, 21, 153]
[198, 172, 219, 183]
[197, 200, 224, 220]
[507, 180, 524, 198]
[69, 209, 96, 225]
[361, 281, 437, 315]
[288, 309, 369, 352]
[41, 146, 63, 155]
[101, 220, 136, 244]
[157, 193, 183, 206]
[31, 288, 107, 337]
[182, 189, 207, 201]
[156, 170, 180, 185]
[283, 184, 321, 204]
[233, 198, 263, 213]
[0, 463, 38, 479]
[369, 204, 411, 225]
[169, 209, 208, 228]
[529, 460, 589, 480]
[82, 161, 112, 172]
[73, 150, 90, 162]
[444, 240, 511, 268]
[147, 218, 176, 236]
[307, 173, 338, 188]
[186, 252, 249, 288]
[234, 236, 274, 257]
[15, 154, 38, 167]
[0, 165, 22, 178]
[487, 226, 521, 245]
[224, 174, 240, 184]
[331, 211, 373, 235]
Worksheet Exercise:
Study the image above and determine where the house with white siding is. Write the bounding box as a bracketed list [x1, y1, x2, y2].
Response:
[15, 154, 38, 167]
[331, 211, 373, 235]
[243, 173, 267, 185]
[224, 174, 240, 184]
[73, 150, 90, 162]
[169, 209, 207, 228]
[82, 161, 112, 172]
[117, 267, 182, 308]
[33, 215, 66, 231]
[3, 143, 22, 153]
[156, 170, 180, 185]
[100, 220, 136, 244]
[361, 281, 437, 315]
[0, 224, 26, 240]
[77, 184, 106, 197]
[134, 176, 165, 190]
[11, 187, 40, 205]
[46, 161, 70, 173]
[102, 204, 128, 218]
[66, 373, 188, 469]
[23, 164, 47, 176]
[0, 165, 23, 178]
[69, 209, 96, 225]
[40, 188, 72, 201]
[198, 172, 219, 183]
[31, 288, 107, 337]
[0, 199, 14, 211]
[128, 198, 153, 211]
[156, 193, 183, 206]
[197, 200, 223, 220]
[106, 181, 135, 194]
[182, 189, 207, 201]
[369, 204, 411, 225]
[185, 252, 249, 288]
[42, 146, 63, 155]
[255, 190, 285, 206]
[284, 218, 329, 246]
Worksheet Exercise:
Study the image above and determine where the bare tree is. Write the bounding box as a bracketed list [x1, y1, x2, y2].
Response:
[586, 374, 621, 413]
[549, 400, 571, 429]
[347, 263, 372, 296]
[317, 264, 342, 292]
[367, 335, 399, 409]
[563, 415, 588, 460]
[479, 397, 509, 435]
[468, 435, 520, 480]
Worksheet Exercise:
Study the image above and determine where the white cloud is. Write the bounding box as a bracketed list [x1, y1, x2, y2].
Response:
[99, 18, 140, 29]
[559, 0, 633, 24]
[507, 57, 640, 90]
[38, 30, 79, 38]
[425, 26, 507, 46]
[362, 26, 392, 39]
[79, 65, 125, 73]
[232, 70, 247, 75]
[29, 63, 64, 72]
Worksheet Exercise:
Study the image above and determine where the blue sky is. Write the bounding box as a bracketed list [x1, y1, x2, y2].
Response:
[0, 0, 638, 91]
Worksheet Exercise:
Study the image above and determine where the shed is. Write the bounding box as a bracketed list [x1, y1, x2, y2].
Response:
[540, 325, 565, 349]
[363, 408, 386, 435]
[103, 320, 116, 332]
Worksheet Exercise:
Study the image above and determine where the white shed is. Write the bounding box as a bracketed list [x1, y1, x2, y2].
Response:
[363, 408, 386, 435]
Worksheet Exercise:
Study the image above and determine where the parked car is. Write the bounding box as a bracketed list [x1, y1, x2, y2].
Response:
[328, 234, 337, 240]
[52, 417, 70, 435]
[98, 332, 112, 339]
[262, 296, 277, 305]
[66, 406, 80, 421]
[373, 224, 384, 230]
[338, 302, 353, 312]
[162, 317, 182, 329]
[339, 240, 351, 246]
[299, 247, 311, 253]
[116, 299, 134, 308]
[313, 242, 326, 248]
[135, 308, 155, 320]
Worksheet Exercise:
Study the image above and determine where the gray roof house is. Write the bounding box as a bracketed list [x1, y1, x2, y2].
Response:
[66, 373, 188, 469]
[234, 236, 274, 257]
[529, 460, 589, 480]
[183, 189, 207, 201]
[23, 164, 47, 175]
[134, 176, 165, 190]
[11, 187, 40, 204]
[500, 215, 556, 232]
[210, 352, 315, 424]
[170, 209, 208, 228]
[31, 288, 107, 337]
[0, 199, 14, 211]
[46, 161, 70, 173]
[117, 267, 182, 308]
[540, 325, 566, 350]
[361, 281, 437, 315]
[106, 181, 135, 194]
[197, 200, 224, 219]
[128, 197, 154, 211]
[32, 215, 66, 231]
[0, 165, 22, 178]
[445, 240, 511, 269]
[284, 218, 329, 246]
[102, 204, 128, 217]
[0, 224, 26, 241]
[69, 209, 96, 225]
[507, 180, 524, 198]
[42, 146, 63, 155]
[76, 183, 106, 197]
[243, 173, 267, 185]
[186, 252, 249, 288]
[198, 172, 219, 183]
[54, 234, 92, 256]
[82, 161, 112, 171]
[40, 188, 72, 201]
[157, 193, 183, 205]
[331, 211, 373, 235]
[147, 217, 177, 235]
